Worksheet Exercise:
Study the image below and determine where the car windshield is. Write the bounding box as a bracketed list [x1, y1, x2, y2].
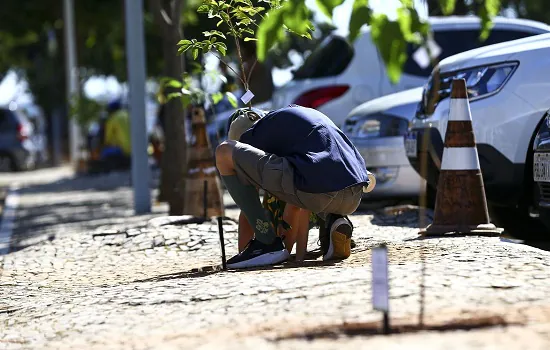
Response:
[292, 36, 354, 80]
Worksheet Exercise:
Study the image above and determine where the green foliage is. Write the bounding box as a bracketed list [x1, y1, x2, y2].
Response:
[315, 0, 346, 19]
[438, 0, 457, 15]
[255, 0, 314, 62]
[478, 0, 500, 40]
[349, 0, 371, 43]
[157, 70, 238, 110]
[179, 0, 314, 78]
[255, 0, 502, 84]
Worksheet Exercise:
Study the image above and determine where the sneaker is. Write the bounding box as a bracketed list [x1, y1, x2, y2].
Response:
[321, 214, 353, 261]
[226, 237, 290, 269]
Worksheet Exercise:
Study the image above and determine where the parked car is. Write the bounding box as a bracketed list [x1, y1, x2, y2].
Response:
[406, 33, 550, 237]
[532, 109, 550, 235]
[0, 106, 37, 171]
[343, 87, 426, 199]
[19, 103, 49, 165]
[272, 16, 550, 128]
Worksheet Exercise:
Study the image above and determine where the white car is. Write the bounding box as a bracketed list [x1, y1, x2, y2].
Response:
[343, 87, 425, 199]
[406, 33, 550, 236]
[272, 16, 550, 128]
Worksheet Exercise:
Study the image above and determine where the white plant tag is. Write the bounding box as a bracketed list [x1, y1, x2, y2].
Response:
[412, 46, 430, 69]
[372, 245, 389, 312]
[427, 38, 442, 60]
[240, 90, 255, 104]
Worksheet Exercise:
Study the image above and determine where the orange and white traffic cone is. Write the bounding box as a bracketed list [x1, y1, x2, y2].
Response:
[420, 78, 502, 236]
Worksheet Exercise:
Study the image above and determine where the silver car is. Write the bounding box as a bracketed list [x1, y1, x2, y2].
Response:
[343, 87, 424, 198]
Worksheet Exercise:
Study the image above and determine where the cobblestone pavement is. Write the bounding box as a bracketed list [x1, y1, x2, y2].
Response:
[1, 167, 550, 349]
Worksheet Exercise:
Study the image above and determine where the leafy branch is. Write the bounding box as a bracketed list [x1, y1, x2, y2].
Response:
[177, 0, 314, 108]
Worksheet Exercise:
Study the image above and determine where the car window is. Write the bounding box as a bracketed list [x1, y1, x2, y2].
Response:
[292, 36, 354, 80]
[403, 28, 537, 77]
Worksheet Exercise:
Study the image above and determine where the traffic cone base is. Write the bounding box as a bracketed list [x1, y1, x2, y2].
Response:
[184, 106, 225, 218]
[419, 79, 501, 237]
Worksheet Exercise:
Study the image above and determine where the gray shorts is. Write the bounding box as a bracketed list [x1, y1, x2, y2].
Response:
[232, 142, 363, 219]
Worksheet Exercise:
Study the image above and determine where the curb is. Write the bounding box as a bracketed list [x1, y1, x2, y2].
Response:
[498, 237, 550, 257]
[0, 184, 20, 256]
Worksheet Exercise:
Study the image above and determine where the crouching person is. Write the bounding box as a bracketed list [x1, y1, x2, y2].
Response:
[215, 105, 375, 269]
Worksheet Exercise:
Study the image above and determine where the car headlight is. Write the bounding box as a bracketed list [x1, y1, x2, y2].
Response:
[418, 62, 518, 118]
[344, 114, 409, 138]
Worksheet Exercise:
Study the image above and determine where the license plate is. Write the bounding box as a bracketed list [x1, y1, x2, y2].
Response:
[534, 152, 550, 182]
[405, 131, 418, 158]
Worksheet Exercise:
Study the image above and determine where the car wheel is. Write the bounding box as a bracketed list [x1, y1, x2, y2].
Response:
[0, 155, 15, 172]
[488, 203, 547, 240]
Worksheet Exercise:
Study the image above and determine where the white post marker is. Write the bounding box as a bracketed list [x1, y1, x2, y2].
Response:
[372, 244, 390, 334]
[240, 90, 255, 105]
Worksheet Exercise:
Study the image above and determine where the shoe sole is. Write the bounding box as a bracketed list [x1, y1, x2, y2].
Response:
[363, 173, 376, 193]
[323, 218, 352, 261]
[227, 250, 290, 269]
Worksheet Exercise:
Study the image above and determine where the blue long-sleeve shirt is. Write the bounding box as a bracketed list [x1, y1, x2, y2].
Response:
[239, 105, 369, 193]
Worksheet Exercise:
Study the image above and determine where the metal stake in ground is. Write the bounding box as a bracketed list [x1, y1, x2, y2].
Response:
[217, 216, 227, 270]
[203, 180, 208, 220]
[372, 244, 390, 334]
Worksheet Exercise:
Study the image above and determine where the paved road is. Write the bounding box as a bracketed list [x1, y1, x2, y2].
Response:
[1, 168, 550, 349]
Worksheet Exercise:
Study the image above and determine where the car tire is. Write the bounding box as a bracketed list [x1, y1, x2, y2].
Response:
[488, 204, 547, 240]
[0, 154, 16, 172]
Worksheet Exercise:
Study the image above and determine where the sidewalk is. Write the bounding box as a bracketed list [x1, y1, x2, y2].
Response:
[1, 168, 550, 349]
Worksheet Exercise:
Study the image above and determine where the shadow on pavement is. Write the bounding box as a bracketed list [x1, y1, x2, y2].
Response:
[7, 170, 160, 253]
[274, 314, 516, 340]
[133, 258, 338, 283]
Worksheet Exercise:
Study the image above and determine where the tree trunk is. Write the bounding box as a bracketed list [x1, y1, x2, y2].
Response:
[149, 0, 187, 215]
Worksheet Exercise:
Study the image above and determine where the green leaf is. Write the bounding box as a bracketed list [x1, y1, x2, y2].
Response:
[244, 37, 257, 41]
[226, 92, 238, 108]
[438, 0, 456, 15]
[478, 0, 500, 41]
[256, 6, 285, 61]
[239, 27, 255, 35]
[215, 42, 227, 55]
[166, 92, 182, 101]
[349, 0, 371, 42]
[211, 92, 224, 104]
[192, 48, 199, 60]
[396, 7, 427, 44]
[203, 30, 226, 39]
[235, 0, 253, 5]
[220, 11, 230, 23]
[256, 0, 313, 61]
[282, 1, 313, 37]
[369, 14, 408, 84]
[177, 39, 193, 53]
[197, 5, 210, 13]
[315, 0, 345, 19]
[165, 79, 183, 89]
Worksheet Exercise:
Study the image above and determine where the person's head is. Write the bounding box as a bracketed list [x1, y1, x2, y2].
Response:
[227, 107, 266, 141]
[107, 98, 122, 114]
